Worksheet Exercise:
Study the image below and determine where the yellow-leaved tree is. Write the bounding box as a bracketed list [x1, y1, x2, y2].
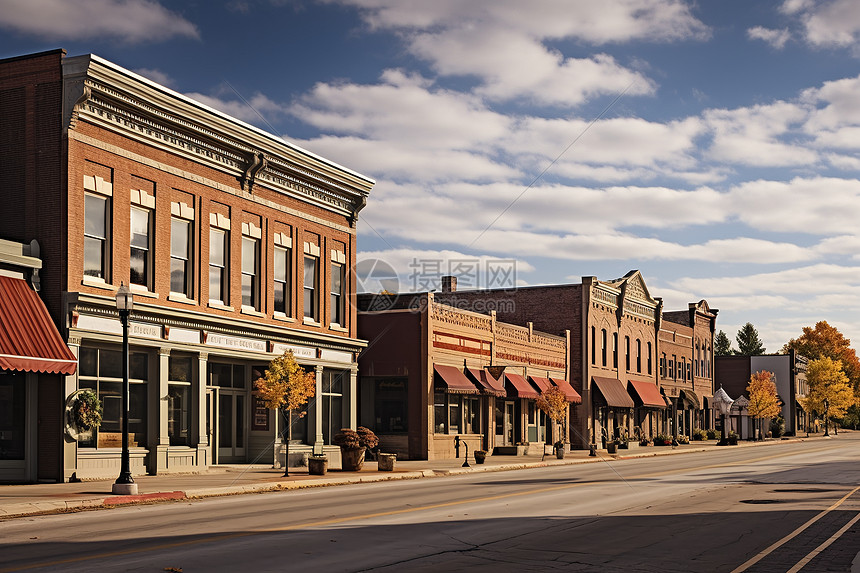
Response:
[801, 357, 855, 434]
[254, 351, 316, 476]
[747, 370, 781, 440]
[536, 385, 568, 448]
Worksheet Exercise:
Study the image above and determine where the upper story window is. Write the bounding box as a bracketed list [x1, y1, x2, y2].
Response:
[241, 220, 262, 311]
[129, 185, 156, 290]
[660, 353, 667, 378]
[273, 231, 292, 317]
[636, 339, 642, 373]
[83, 174, 113, 281]
[601, 329, 607, 367]
[625, 336, 631, 371]
[613, 333, 618, 368]
[170, 200, 195, 299]
[208, 212, 230, 305]
[647, 342, 653, 375]
[591, 327, 596, 365]
[130, 206, 152, 288]
[330, 257, 345, 327]
[303, 240, 321, 322]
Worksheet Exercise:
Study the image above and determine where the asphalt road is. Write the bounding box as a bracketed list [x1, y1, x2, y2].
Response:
[2, 436, 859, 572]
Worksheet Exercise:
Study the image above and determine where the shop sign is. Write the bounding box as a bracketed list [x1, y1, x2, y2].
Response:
[75, 315, 161, 340]
[205, 332, 267, 352]
[130, 322, 161, 340]
[320, 348, 353, 364]
[252, 395, 270, 431]
[166, 326, 200, 344]
[271, 342, 316, 359]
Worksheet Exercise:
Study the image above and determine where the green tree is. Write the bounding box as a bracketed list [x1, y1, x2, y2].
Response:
[715, 330, 735, 356]
[800, 357, 855, 434]
[784, 321, 860, 392]
[747, 370, 781, 440]
[736, 322, 766, 355]
[254, 351, 316, 476]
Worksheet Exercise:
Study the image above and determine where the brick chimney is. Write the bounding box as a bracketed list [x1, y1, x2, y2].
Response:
[441, 275, 457, 293]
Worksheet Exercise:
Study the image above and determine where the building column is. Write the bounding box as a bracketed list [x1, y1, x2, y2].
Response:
[63, 337, 81, 482]
[153, 347, 170, 474]
[313, 365, 324, 455]
[196, 352, 209, 467]
[348, 367, 358, 431]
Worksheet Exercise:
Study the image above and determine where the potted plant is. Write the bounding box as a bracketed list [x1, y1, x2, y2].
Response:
[307, 454, 328, 475]
[677, 435, 690, 445]
[617, 433, 630, 449]
[654, 433, 670, 446]
[334, 426, 378, 471]
[474, 450, 487, 464]
[639, 437, 651, 446]
[727, 431, 739, 446]
[606, 439, 618, 454]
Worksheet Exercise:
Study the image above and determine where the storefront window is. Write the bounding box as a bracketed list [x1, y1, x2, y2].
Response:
[0, 373, 25, 460]
[168, 356, 193, 446]
[373, 378, 407, 433]
[322, 370, 344, 444]
[434, 392, 446, 434]
[78, 347, 148, 448]
[463, 397, 479, 435]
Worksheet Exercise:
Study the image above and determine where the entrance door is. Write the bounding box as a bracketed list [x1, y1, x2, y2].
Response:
[504, 401, 515, 445]
[217, 390, 246, 462]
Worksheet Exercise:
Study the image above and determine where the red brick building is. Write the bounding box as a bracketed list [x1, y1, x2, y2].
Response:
[357, 293, 575, 460]
[0, 50, 372, 481]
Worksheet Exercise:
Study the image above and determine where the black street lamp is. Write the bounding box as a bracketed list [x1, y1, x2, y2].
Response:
[823, 398, 830, 437]
[112, 283, 138, 495]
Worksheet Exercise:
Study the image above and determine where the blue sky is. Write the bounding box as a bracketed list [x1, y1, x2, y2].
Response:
[2, 0, 860, 352]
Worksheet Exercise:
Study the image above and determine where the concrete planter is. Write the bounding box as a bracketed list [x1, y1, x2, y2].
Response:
[474, 450, 487, 464]
[378, 453, 396, 471]
[606, 442, 618, 454]
[308, 456, 327, 476]
[341, 447, 366, 471]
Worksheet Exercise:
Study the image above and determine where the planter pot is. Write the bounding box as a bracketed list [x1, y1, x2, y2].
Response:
[474, 451, 487, 464]
[555, 447, 565, 459]
[378, 453, 396, 471]
[308, 456, 328, 476]
[728, 437, 738, 446]
[606, 442, 618, 454]
[619, 441, 629, 449]
[341, 447, 366, 471]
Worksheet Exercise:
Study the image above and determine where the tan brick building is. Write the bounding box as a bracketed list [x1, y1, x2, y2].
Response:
[0, 50, 372, 481]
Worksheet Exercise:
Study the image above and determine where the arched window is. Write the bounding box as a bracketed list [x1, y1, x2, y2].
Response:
[647, 342, 652, 374]
[613, 333, 618, 368]
[601, 329, 607, 367]
[591, 326, 596, 365]
[636, 339, 642, 373]
[625, 336, 631, 371]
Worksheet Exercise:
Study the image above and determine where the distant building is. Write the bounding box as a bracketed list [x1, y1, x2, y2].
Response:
[357, 292, 575, 460]
[714, 351, 808, 437]
[0, 49, 372, 481]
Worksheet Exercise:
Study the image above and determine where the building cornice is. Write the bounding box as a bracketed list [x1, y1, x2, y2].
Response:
[62, 54, 373, 222]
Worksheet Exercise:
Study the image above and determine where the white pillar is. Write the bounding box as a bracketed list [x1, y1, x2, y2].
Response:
[313, 365, 324, 455]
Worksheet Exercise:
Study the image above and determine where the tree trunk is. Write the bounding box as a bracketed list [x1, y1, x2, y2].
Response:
[283, 409, 292, 477]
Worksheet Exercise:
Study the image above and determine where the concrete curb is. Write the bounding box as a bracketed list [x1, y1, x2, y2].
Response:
[0, 436, 825, 518]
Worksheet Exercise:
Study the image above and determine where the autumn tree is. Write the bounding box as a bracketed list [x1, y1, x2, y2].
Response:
[736, 322, 766, 355]
[254, 351, 316, 476]
[747, 371, 781, 440]
[801, 357, 855, 434]
[715, 331, 735, 356]
[784, 321, 860, 391]
[536, 385, 568, 448]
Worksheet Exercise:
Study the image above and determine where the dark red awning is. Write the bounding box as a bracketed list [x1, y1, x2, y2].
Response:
[627, 380, 667, 409]
[550, 378, 582, 404]
[592, 376, 634, 409]
[0, 276, 77, 375]
[434, 364, 480, 394]
[529, 376, 552, 393]
[466, 368, 506, 397]
[504, 373, 539, 399]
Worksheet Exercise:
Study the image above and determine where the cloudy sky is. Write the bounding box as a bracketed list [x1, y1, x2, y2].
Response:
[2, 0, 860, 352]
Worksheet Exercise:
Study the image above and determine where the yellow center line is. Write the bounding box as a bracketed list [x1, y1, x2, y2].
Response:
[2, 442, 852, 573]
[730, 484, 860, 573]
[786, 510, 860, 573]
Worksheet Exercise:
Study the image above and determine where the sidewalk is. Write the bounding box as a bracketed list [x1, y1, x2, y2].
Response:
[0, 436, 821, 519]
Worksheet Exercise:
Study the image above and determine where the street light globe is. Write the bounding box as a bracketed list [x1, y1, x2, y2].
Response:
[115, 282, 134, 312]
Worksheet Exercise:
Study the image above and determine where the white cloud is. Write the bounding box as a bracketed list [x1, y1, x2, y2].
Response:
[133, 68, 175, 88]
[0, 0, 198, 43]
[184, 91, 288, 126]
[782, 0, 860, 52]
[747, 26, 791, 49]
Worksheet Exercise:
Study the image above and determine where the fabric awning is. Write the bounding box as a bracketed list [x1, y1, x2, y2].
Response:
[680, 389, 701, 408]
[628, 380, 667, 409]
[550, 378, 582, 404]
[529, 376, 552, 393]
[0, 276, 77, 375]
[504, 373, 539, 399]
[434, 364, 480, 394]
[591, 376, 635, 409]
[466, 368, 506, 397]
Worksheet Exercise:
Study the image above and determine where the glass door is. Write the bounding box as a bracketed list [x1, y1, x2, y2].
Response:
[504, 401, 515, 445]
[217, 390, 246, 462]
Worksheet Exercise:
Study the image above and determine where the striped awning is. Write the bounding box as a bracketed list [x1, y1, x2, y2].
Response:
[0, 276, 77, 375]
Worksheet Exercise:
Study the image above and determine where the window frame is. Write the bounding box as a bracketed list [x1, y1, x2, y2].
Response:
[241, 235, 260, 310]
[330, 261, 345, 327]
[129, 205, 153, 290]
[84, 193, 110, 280]
[273, 244, 291, 317]
[209, 227, 229, 305]
[170, 216, 193, 298]
[303, 255, 319, 322]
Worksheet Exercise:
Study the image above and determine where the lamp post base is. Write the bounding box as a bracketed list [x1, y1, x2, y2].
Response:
[111, 482, 139, 495]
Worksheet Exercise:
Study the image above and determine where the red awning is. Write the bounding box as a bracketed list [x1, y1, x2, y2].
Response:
[0, 276, 77, 375]
[551, 378, 582, 404]
[591, 376, 634, 409]
[504, 373, 539, 399]
[434, 364, 480, 394]
[529, 376, 552, 393]
[628, 380, 667, 409]
[466, 368, 506, 397]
